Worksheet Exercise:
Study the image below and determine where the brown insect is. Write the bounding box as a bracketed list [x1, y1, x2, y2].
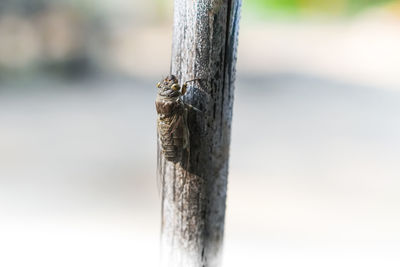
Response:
[155, 75, 197, 164]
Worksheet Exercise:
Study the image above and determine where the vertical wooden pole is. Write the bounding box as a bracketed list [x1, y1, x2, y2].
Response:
[160, 0, 241, 266]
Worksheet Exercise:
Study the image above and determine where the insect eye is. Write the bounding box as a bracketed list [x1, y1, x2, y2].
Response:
[171, 84, 180, 91]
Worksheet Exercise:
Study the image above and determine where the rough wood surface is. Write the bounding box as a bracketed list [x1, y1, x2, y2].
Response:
[160, 0, 241, 266]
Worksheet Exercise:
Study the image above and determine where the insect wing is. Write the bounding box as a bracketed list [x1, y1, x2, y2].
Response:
[156, 122, 166, 196]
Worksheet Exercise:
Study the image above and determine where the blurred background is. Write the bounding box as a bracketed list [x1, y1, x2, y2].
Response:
[1, 0, 400, 266]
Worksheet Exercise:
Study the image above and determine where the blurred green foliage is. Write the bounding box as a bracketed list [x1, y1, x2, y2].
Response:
[245, 0, 398, 18]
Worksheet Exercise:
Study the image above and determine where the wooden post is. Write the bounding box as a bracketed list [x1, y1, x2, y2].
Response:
[160, 0, 241, 266]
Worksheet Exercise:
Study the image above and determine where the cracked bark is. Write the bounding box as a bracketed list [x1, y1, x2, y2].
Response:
[160, 0, 241, 266]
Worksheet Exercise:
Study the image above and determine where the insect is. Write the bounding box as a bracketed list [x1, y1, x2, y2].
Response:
[155, 75, 198, 164]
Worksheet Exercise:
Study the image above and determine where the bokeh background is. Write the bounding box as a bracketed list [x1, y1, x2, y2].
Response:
[1, 0, 400, 266]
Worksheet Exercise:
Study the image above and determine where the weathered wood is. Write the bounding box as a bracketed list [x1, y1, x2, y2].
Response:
[160, 0, 241, 266]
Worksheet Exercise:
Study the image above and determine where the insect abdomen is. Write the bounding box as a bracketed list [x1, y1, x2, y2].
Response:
[156, 97, 187, 163]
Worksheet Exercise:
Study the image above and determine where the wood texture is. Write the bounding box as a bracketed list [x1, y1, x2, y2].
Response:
[160, 0, 241, 266]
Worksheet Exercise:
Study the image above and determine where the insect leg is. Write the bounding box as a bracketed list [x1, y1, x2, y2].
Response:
[181, 78, 202, 95]
[184, 103, 202, 113]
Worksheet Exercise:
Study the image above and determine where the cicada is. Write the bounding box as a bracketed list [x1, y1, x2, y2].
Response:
[156, 75, 188, 164]
[155, 75, 197, 164]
